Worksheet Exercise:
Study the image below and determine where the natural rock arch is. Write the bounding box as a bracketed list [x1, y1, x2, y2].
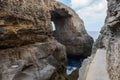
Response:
[51, 2, 94, 57]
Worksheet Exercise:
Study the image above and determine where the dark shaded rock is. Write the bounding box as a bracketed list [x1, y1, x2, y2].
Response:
[52, 2, 94, 57]
[67, 69, 79, 80]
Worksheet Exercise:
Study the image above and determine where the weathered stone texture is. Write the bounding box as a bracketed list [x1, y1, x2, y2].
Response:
[0, 0, 67, 80]
[52, 2, 93, 57]
[92, 0, 120, 80]
[0, 40, 67, 80]
[0, 0, 93, 80]
[78, 0, 120, 80]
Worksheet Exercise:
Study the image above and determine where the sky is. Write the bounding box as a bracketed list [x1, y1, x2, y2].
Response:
[56, 0, 107, 31]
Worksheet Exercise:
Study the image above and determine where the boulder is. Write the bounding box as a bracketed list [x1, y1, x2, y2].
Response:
[0, 40, 67, 80]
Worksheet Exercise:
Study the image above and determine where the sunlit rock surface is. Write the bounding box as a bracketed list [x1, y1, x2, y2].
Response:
[0, 0, 67, 80]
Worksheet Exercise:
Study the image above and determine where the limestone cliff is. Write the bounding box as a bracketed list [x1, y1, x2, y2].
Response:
[0, 0, 93, 80]
[0, 0, 67, 80]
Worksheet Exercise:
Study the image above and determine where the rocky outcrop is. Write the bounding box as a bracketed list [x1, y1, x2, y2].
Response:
[78, 0, 120, 80]
[94, 0, 120, 80]
[0, 0, 52, 48]
[52, 2, 93, 57]
[0, 0, 94, 80]
[0, 0, 93, 56]
[0, 40, 67, 80]
[78, 55, 94, 80]
[0, 0, 67, 80]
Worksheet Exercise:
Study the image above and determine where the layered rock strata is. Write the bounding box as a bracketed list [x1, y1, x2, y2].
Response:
[95, 0, 120, 79]
[0, 0, 67, 80]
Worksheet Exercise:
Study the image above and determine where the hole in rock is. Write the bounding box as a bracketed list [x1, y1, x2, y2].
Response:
[53, 0, 107, 73]
[52, 21, 56, 31]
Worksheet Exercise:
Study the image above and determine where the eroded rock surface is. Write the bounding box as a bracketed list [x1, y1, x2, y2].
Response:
[0, 0, 52, 48]
[94, 0, 120, 80]
[0, 0, 93, 80]
[52, 2, 93, 57]
[78, 0, 120, 80]
[0, 0, 93, 56]
[0, 40, 67, 80]
[0, 0, 67, 80]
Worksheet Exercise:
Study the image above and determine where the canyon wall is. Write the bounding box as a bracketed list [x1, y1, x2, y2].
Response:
[95, 0, 120, 79]
[78, 0, 120, 80]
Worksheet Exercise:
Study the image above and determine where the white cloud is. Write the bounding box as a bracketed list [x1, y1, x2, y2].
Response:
[76, 0, 107, 31]
[56, 0, 107, 31]
[71, 0, 93, 8]
[77, 1, 106, 19]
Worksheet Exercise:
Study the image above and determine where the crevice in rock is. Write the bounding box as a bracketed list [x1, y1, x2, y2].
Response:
[21, 64, 33, 71]
[67, 55, 87, 75]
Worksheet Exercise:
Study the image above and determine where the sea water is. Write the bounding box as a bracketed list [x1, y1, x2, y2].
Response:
[67, 55, 85, 75]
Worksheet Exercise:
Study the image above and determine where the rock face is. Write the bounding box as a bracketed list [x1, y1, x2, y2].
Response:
[0, 40, 67, 80]
[78, 0, 120, 80]
[0, 0, 93, 80]
[0, 0, 52, 48]
[78, 55, 94, 80]
[0, 0, 67, 80]
[52, 2, 93, 57]
[94, 0, 120, 80]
